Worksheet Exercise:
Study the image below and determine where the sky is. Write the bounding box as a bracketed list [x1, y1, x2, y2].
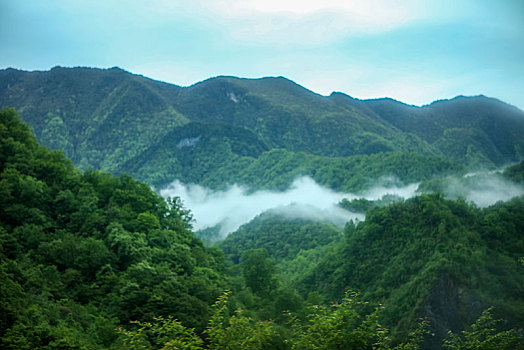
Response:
[1, 0, 523, 109]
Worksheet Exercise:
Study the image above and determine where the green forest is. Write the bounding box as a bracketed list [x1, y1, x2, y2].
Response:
[2, 67, 523, 190]
[1, 106, 523, 349]
[1, 67, 524, 349]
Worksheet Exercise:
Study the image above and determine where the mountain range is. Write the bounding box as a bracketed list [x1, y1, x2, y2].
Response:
[1, 66, 523, 190]
[1, 67, 523, 349]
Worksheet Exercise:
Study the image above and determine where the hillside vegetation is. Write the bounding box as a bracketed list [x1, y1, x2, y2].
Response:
[1, 67, 523, 189]
[0, 108, 227, 348]
[1, 65, 524, 349]
[299, 194, 524, 346]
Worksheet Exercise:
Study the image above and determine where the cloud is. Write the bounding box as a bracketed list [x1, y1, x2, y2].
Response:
[159, 176, 417, 237]
[360, 179, 419, 200]
[139, 0, 449, 47]
[438, 172, 524, 207]
[201, 0, 434, 29]
[159, 170, 524, 238]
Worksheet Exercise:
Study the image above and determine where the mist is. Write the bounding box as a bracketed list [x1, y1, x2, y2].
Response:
[159, 171, 524, 238]
[159, 176, 415, 237]
[436, 172, 524, 207]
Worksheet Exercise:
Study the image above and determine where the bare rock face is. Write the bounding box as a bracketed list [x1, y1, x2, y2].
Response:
[421, 274, 486, 350]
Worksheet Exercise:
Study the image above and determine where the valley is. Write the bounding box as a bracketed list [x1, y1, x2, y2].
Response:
[0, 67, 523, 349]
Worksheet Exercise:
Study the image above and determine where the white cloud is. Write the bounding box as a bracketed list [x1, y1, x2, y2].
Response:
[140, 0, 450, 46]
[204, 0, 428, 25]
[440, 172, 524, 208]
[159, 172, 524, 238]
[159, 176, 417, 237]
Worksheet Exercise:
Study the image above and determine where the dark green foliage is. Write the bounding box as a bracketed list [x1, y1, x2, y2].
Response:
[240, 249, 278, 297]
[339, 195, 404, 213]
[0, 108, 227, 348]
[443, 308, 523, 350]
[299, 194, 524, 346]
[503, 161, 524, 183]
[219, 211, 342, 264]
[218, 212, 345, 300]
[2, 67, 523, 190]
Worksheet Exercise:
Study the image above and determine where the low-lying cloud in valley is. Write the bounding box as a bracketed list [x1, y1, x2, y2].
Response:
[159, 172, 524, 239]
[159, 176, 416, 237]
[437, 172, 524, 207]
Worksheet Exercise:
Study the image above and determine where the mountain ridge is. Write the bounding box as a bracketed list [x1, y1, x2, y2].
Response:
[1, 66, 523, 189]
[1, 71, 523, 349]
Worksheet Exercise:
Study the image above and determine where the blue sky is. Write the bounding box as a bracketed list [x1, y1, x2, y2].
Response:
[1, 0, 523, 109]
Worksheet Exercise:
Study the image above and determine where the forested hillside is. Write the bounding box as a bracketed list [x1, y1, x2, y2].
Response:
[0, 108, 226, 348]
[1, 65, 524, 349]
[299, 194, 524, 347]
[1, 67, 524, 189]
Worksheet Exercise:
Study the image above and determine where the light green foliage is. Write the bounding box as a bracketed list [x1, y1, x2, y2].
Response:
[206, 291, 275, 349]
[41, 112, 74, 155]
[443, 308, 522, 350]
[118, 291, 275, 350]
[117, 317, 204, 350]
[286, 290, 384, 350]
[389, 319, 430, 350]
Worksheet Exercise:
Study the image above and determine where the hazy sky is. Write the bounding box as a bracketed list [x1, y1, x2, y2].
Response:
[1, 0, 523, 109]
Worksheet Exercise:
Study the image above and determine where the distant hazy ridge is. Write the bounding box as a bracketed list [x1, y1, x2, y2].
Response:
[1, 66, 523, 190]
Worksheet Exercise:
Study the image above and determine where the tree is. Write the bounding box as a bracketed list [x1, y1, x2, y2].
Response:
[241, 249, 277, 297]
[117, 291, 275, 350]
[286, 290, 385, 350]
[443, 308, 522, 350]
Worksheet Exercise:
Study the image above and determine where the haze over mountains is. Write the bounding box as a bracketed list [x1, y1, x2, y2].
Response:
[1, 66, 523, 192]
[2, 65, 524, 237]
[1, 67, 523, 349]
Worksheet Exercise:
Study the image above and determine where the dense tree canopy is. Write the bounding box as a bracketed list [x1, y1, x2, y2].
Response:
[1, 106, 523, 349]
[0, 108, 227, 348]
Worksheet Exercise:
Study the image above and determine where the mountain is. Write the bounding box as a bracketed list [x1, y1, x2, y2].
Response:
[1, 92, 523, 348]
[1, 67, 523, 190]
[210, 191, 524, 348]
[298, 194, 524, 347]
[0, 67, 187, 172]
[0, 108, 228, 348]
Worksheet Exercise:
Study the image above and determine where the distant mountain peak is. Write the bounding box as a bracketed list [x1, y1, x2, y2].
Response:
[1, 65, 523, 180]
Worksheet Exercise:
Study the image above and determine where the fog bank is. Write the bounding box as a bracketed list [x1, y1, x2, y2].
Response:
[438, 172, 524, 207]
[159, 176, 415, 237]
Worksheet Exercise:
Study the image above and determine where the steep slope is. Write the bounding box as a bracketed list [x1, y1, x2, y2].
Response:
[299, 194, 524, 348]
[218, 210, 343, 264]
[0, 108, 227, 348]
[119, 121, 271, 187]
[0, 67, 188, 171]
[173, 75, 434, 157]
[334, 93, 524, 166]
[217, 211, 344, 290]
